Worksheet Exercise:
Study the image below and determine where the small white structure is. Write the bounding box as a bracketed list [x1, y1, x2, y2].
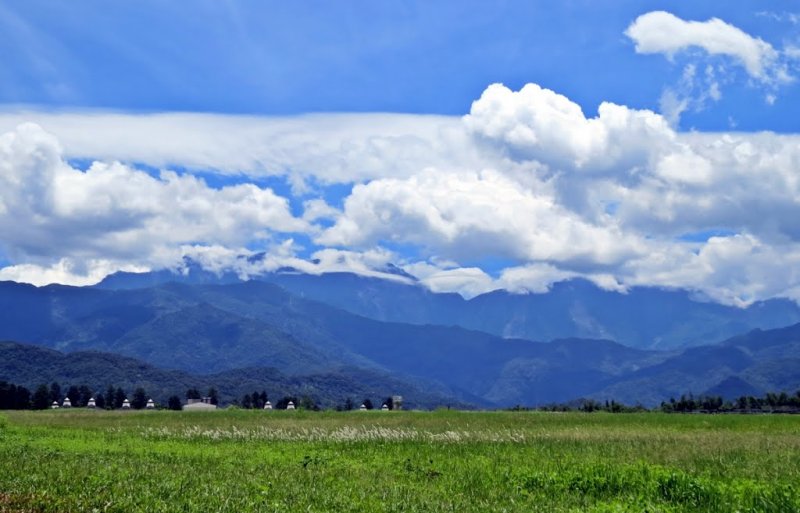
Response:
[286, 401, 295, 410]
[51, 401, 59, 409]
[62, 397, 72, 408]
[264, 401, 272, 410]
[359, 403, 367, 411]
[121, 398, 131, 409]
[381, 403, 389, 411]
[87, 397, 96, 408]
[146, 398, 155, 409]
[184, 398, 217, 410]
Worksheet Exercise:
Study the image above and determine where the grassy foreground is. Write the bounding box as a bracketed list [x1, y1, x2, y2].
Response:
[0, 410, 798, 512]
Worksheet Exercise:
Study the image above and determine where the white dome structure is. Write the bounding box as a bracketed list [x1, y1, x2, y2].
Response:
[146, 399, 155, 409]
[51, 401, 59, 409]
[286, 401, 295, 410]
[87, 397, 96, 408]
[62, 397, 72, 408]
[121, 399, 131, 409]
[264, 401, 272, 410]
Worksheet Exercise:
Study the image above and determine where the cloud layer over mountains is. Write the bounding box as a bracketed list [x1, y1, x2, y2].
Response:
[1, 10, 800, 306]
[2, 79, 800, 307]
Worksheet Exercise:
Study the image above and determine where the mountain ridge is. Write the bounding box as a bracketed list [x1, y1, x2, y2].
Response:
[2, 276, 800, 407]
[94, 265, 800, 350]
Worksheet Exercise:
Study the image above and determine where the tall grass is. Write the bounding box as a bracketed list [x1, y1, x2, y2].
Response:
[0, 410, 797, 512]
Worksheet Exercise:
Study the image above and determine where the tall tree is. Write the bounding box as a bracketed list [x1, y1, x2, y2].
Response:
[167, 395, 183, 411]
[0, 382, 29, 410]
[49, 382, 62, 404]
[66, 385, 80, 406]
[104, 386, 116, 410]
[77, 385, 93, 407]
[114, 387, 126, 409]
[32, 384, 50, 410]
[207, 388, 219, 406]
[131, 387, 148, 409]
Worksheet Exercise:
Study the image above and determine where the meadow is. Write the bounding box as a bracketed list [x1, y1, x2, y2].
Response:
[0, 409, 797, 512]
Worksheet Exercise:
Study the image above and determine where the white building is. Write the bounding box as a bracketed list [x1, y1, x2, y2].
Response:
[184, 398, 217, 410]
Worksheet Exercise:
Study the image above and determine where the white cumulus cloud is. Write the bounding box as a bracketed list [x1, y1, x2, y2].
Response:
[3, 79, 800, 306]
[0, 123, 309, 277]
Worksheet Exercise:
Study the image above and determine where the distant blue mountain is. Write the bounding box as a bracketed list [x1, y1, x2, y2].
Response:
[3, 277, 800, 407]
[97, 264, 800, 350]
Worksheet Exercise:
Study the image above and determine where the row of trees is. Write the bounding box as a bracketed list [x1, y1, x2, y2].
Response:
[0, 381, 155, 410]
[509, 390, 800, 414]
[230, 391, 397, 411]
[660, 391, 800, 413]
[1, 381, 397, 412]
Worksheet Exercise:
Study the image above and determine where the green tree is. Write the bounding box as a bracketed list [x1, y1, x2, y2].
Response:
[131, 387, 148, 409]
[167, 395, 183, 411]
[32, 384, 50, 410]
[66, 385, 80, 406]
[0, 382, 31, 410]
[299, 395, 318, 411]
[77, 385, 93, 407]
[49, 382, 62, 404]
[186, 388, 201, 400]
[207, 388, 219, 405]
[94, 393, 106, 409]
[104, 386, 116, 410]
[114, 387, 126, 409]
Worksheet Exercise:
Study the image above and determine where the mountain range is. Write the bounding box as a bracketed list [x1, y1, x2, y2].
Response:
[97, 262, 800, 350]
[0, 265, 798, 407]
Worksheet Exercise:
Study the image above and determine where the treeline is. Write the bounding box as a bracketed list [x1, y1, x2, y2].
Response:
[0, 381, 157, 410]
[511, 390, 800, 414]
[1, 380, 399, 412]
[229, 391, 398, 411]
[660, 391, 800, 413]
[512, 399, 647, 413]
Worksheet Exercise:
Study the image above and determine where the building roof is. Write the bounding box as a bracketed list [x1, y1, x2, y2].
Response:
[183, 402, 217, 410]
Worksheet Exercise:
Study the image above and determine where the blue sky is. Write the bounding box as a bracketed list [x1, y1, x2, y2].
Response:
[1, 1, 800, 304]
[2, 1, 798, 128]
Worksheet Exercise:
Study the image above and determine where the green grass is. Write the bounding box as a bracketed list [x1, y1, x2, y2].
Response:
[0, 410, 798, 512]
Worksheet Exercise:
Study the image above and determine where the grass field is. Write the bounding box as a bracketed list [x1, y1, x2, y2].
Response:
[0, 410, 798, 512]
